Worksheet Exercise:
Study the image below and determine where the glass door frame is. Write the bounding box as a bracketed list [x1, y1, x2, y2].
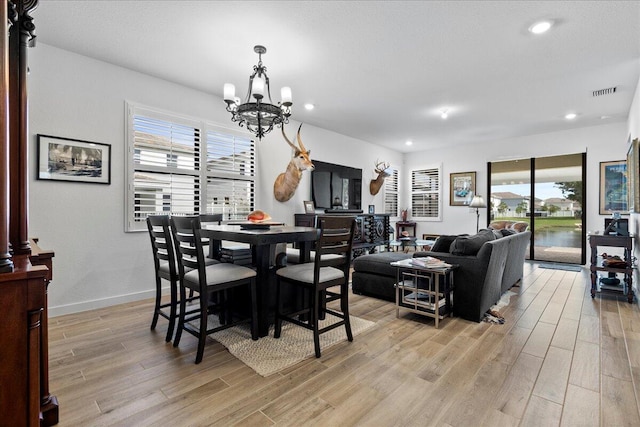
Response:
[487, 153, 587, 265]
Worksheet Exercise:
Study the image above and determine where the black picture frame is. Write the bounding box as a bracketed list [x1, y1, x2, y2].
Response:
[303, 200, 315, 214]
[37, 134, 111, 184]
[599, 160, 627, 215]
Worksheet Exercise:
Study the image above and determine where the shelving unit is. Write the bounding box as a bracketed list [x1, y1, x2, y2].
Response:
[588, 233, 634, 303]
[392, 259, 457, 328]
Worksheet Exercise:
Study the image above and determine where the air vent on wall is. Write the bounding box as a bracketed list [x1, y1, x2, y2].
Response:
[592, 87, 617, 97]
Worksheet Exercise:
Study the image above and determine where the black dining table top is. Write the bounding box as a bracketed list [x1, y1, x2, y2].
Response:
[201, 224, 318, 245]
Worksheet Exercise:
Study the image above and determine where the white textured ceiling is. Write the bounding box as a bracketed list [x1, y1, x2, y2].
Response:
[33, 1, 640, 152]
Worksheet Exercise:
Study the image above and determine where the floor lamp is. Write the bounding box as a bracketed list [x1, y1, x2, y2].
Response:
[469, 195, 487, 233]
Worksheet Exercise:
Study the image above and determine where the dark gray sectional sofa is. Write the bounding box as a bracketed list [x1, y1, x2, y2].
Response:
[352, 229, 531, 322]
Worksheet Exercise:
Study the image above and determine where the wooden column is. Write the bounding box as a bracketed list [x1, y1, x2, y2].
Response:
[8, 0, 36, 256]
[0, 1, 12, 272]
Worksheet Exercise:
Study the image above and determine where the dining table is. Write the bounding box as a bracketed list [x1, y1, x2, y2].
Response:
[201, 223, 319, 337]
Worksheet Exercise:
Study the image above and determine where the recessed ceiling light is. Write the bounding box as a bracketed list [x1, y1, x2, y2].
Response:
[529, 20, 553, 34]
[440, 109, 449, 119]
[405, 140, 413, 146]
[600, 115, 611, 120]
[304, 103, 315, 110]
[565, 113, 577, 120]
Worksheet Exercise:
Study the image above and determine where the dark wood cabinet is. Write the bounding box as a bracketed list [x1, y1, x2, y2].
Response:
[295, 213, 391, 256]
[0, 257, 48, 427]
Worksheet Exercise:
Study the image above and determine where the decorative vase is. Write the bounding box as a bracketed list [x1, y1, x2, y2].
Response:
[401, 209, 408, 222]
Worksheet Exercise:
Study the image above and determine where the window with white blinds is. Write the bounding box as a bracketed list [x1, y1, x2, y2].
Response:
[384, 169, 399, 216]
[410, 166, 442, 220]
[126, 103, 255, 231]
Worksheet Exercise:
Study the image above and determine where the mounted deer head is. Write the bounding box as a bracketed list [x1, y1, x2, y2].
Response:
[273, 124, 314, 202]
[369, 160, 390, 195]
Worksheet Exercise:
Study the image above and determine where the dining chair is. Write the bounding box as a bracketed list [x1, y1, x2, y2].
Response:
[170, 215, 258, 364]
[199, 213, 223, 259]
[146, 215, 182, 342]
[274, 216, 356, 358]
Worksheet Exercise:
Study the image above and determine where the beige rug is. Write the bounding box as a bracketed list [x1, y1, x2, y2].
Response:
[208, 315, 376, 376]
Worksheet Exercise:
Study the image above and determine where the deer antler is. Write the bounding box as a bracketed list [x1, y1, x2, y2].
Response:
[296, 124, 306, 152]
[281, 125, 298, 151]
[374, 160, 390, 174]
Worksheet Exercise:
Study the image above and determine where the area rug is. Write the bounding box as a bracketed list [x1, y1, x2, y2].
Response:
[539, 263, 582, 272]
[483, 290, 516, 324]
[208, 315, 376, 377]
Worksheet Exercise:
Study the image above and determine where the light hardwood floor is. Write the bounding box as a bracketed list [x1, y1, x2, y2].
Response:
[49, 263, 640, 426]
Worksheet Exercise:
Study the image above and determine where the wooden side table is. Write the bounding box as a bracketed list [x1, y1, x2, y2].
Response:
[396, 221, 417, 238]
[588, 233, 634, 303]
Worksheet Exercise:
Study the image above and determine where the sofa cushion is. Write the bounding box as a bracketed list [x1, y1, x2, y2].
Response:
[500, 228, 517, 237]
[450, 229, 496, 255]
[431, 235, 460, 252]
[353, 252, 411, 277]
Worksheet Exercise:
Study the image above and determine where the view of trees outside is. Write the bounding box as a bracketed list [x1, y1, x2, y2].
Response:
[491, 181, 583, 264]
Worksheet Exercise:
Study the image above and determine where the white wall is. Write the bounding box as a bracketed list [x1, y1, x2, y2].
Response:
[28, 44, 401, 316]
[403, 122, 629, 240]
[28, 43, 635, 316]
[627, 74, 640, 294]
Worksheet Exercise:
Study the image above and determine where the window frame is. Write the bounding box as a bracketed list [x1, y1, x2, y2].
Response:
[409, 164, 442, 221]
[125, 102, 255, 232]
[384, 168, 399, 217]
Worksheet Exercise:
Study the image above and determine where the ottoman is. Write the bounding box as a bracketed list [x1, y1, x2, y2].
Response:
[352, 252, 411, 301]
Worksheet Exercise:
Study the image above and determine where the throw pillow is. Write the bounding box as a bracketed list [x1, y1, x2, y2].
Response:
[431, 234, 461, 252]
[500, 228, 517, 237]
[450, 229, 496, 255]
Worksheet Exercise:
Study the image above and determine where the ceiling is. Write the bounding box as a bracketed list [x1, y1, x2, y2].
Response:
[33, 1, 640, 152]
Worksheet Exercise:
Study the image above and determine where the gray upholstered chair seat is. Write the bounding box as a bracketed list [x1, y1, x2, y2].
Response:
[276, 263, 344, 284]
[183, 263, 256, 288]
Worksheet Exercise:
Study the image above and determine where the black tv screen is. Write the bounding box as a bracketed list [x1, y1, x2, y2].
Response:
[311, 160, 362, 211]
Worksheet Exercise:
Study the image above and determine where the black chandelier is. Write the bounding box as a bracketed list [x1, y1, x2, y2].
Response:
[223, 45, 292, 140]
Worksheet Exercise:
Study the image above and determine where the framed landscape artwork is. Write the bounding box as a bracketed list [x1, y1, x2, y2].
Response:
[37, 134, 111, 184]
[599, 160, 627, 215]
[627, 138, 640, 213]
[450, 171, 476, 206]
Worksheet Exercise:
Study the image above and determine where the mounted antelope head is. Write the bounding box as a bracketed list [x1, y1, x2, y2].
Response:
[273, 124, 314, 202]
[369, 160, 390, 196]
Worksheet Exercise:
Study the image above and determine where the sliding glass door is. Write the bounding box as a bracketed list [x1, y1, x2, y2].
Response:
[489, 153, 586, 264]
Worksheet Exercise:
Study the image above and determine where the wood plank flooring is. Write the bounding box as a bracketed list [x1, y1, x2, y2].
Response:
[48, 263, 640, 426]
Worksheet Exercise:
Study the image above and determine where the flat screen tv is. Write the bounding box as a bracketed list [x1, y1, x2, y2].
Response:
[311, 160, 362, 212]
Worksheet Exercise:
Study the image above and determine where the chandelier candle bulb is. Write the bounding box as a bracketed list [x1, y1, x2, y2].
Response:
[223, 45, 292, 139]
[223, 83, 235, 102]
[281, 87, 292, 105]
[252, 76, 265, 99]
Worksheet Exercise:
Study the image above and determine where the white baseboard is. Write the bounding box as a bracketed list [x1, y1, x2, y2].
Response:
[49, 288, 159, 318]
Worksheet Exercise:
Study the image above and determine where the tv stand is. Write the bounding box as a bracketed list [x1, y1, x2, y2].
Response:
[324, 209, 363, 214]
[295, 213, 390, 256]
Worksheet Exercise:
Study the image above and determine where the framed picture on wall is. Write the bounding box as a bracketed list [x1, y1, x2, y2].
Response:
[37, 134, 111, 184]
[450, 171, 476, 206]
[599, 160, 627, 215]
[368, 204, 375, 214]
[303, 200, 315, 214]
